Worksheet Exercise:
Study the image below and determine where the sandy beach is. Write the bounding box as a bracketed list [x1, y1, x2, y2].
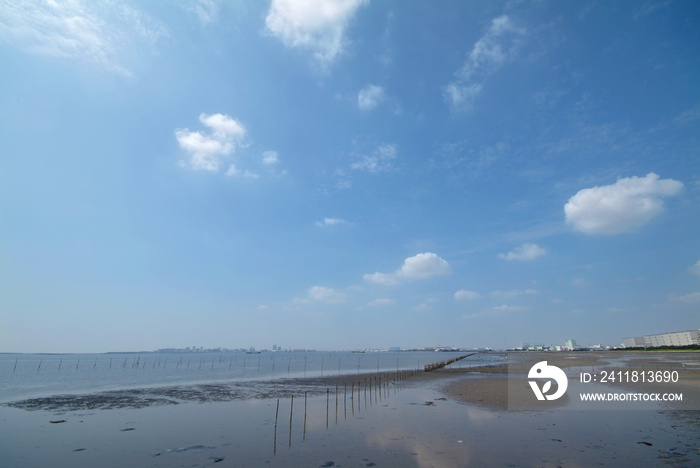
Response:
[2, 352, 699, 467]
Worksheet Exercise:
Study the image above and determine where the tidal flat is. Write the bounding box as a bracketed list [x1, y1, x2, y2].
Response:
[1, 353, 698, 467]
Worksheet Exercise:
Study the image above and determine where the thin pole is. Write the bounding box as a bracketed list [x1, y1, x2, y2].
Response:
[274, 399, 279, 456]
[289, 394, 294, 448]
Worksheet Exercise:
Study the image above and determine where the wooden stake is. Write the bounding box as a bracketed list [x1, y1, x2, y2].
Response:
[274, 399, 279, 456]
[289, 394, 294, 448]
[326, 387, 329, 429]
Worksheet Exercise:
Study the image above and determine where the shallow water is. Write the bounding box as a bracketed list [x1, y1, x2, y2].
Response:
[1, 375, 698, 467]
[0, 351, 504, 403]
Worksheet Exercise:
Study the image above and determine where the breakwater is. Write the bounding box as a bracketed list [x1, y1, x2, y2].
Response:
[423, 353, 475, 371]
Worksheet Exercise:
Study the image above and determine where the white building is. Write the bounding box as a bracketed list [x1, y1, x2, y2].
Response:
[622, 336, 646, 348]
[623, 329, 700, 348]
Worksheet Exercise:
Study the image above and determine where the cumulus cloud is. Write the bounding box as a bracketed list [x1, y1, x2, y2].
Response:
[225, 165, 258, 178]
[564, 173, 684, 235]
[454, 289, 481, 300]
[262, 150, 279, 165]
[316, 217, 348, 227]
[175, 113, 246, 172]
[689, 260, 700, 276]
[413, 302, 432, 312]
[264, 0, 368, 66]
[358, 84, 385, 110]
[670, 292, 700, 304]
[362, 272, 400, 286]
[364, 252, 450, 285]
[307, 286, 347, 304]
[444, 15, 525, 109]
[398, 253, 451, 278]
[498, 243, 546, 261]
[0, 0, 168, 76]
[351, 143, 397, 173]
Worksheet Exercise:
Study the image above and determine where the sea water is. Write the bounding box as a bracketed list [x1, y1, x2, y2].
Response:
[0, 351, 505, 403]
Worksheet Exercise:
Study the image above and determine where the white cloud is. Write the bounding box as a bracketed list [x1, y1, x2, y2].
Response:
[489, 289, 539, 298]
[443, 83, 482, 108]
[0, 0, 168, 76]
[264, 0, 368, 67]
[351, 143, 397, 173]
[225, 165, 258, 178]
[413, 302, 432, 312]
[672, 292, 700, 304]
[368, 298, 395, 307]
[454, 289, 481, 300]
[316, 218, 349, 227]
[175, 113, 246, 172]
[498, 243, 546, 261]
[358, 84, 385, 110]
[398, 253, 451, 279]
[189, 0, 221, 25]
[307, 286, 347, 304]
[316, 217, 348, 227]
[200, 113, 245, 140]
[363, 272, 399, 285]
[689, 260, 700, 276]
[564, 173, 684, 235]
[262, 150, 279, 165]
[364, 252, 450, 285]
[444, 15, 525, 109]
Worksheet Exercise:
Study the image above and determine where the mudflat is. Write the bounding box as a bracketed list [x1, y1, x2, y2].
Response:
[2, 352, 699, 467]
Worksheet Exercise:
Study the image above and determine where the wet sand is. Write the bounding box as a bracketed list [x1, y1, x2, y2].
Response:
[2, 352, 699, 467]
[442, 351, 700, 411]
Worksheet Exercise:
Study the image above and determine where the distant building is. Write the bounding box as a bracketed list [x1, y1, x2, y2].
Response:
[622, 337, 647, 348]
[623, 329, 700, 348]
[564, 339, 578, 351]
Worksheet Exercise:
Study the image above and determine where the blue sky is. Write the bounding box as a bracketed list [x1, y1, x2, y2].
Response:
[1, 0, 698, 353]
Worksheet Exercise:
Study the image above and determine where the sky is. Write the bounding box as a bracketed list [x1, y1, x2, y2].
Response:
[1, 0, 699, 353]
